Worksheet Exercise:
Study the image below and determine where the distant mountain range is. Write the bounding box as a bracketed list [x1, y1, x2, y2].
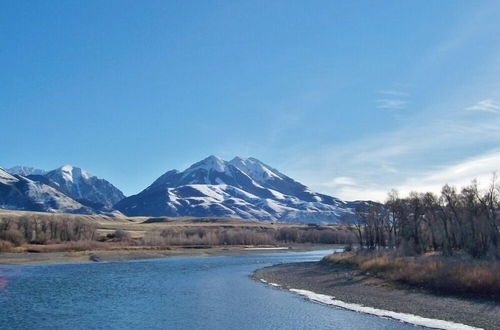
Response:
[0, 165, 123, 215]
[0, 168, 93, 214]
[1, 156, 369, 223]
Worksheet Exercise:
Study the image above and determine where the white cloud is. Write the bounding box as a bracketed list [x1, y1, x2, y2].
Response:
[376, 99, 408, 110]
[330, 186, 390, 202]
[278, 5, 500, 203]
[375, 90, 409, 110]
[290, 102, 500, 202]
[322, 176, 356, 187]
[398, 151, 500, 194]
[323, 151, 500, 202]
[466, 99, 500, 113]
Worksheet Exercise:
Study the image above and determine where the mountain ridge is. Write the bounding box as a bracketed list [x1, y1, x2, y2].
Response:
[40, 165, 125, 211]
[1, 165, 126, 214]
[0, 167, 93, 214]
[7, 166, 47, 176]
[115, 156, 366, 223]
[1, 157, 368, 223]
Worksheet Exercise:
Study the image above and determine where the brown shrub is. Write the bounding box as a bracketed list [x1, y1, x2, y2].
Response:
[142, 225, 356, 247]
[323, 251, 500, 300]
[0, 240, 13, 252]
[26, 241, 108, 252]
[108, 229, 131, 242]
[0, 214, 97, 243]
[0, 228, 25, 246]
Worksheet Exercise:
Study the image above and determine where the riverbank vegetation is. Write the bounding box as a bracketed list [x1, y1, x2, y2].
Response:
[327, 176, 500, 299]
[348, 176, 499, 259]
[142, 225, 354, 246]
[0, 211, 356, 253]
[323, 251, 500, 300]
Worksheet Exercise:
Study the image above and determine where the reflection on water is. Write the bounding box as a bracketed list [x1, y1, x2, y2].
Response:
[0, 250, 423, 330]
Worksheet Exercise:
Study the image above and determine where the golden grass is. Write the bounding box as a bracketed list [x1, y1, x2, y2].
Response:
[24, 241, 112, 252]
[323, 251, 500, 300]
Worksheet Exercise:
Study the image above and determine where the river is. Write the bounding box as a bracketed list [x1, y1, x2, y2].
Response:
[0, 249, 423, 329]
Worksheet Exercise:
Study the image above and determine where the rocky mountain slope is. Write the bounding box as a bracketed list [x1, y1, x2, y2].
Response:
[0, 168, 93, 214]
[33, 165, 125, 211]
[115, 156, 366, 223]
[7, 166, 47, 176]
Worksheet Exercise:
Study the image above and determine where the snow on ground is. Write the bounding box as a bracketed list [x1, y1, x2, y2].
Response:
[6, 166, 47, 176]
[245, 247, 289, 250]
[167, 188, 182, 206]
[229, 156, 282, 182]
[289, 289, 481, 330]
[22, 177, 87, 212]
[189, 185, 226, 201]
[60, 165, 75, 183]
[0, 168, 19, 184]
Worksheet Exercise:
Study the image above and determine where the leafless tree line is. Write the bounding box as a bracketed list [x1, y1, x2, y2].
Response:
[351, 176, 500, 259]
[0, 215, 97, 245]
[143, 226, 356, 246]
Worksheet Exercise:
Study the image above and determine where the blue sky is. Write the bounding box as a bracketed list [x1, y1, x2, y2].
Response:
[1, 1, 500, 201]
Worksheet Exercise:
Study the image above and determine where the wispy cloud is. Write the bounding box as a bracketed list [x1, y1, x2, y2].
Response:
[376, 99, 408, 110]
[288, 98, 500, 201]
[277, 4, 500, 202]
[316, 151, 500, 202]
[418, 3, 498, 67]
[375, 90, 409, 110]
[377, 90, 409, 97]
[399, 151, 500, 192]
[466, 99, 500, 113]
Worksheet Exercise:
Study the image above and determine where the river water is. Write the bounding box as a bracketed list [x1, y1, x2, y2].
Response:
[0, 249, 422, 329]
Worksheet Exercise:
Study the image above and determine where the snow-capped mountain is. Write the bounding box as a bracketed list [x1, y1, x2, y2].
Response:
[33, 165, 125, 211]
[7, 166, 47, 176]
[115, 156, 365, 223]
[0, 168, 93, 214]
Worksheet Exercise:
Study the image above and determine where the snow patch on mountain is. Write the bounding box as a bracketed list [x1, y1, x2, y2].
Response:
[115, 156, 366, 223]
[7, 166, 47, 176]
[0, 168, 19, 184]
[229, 157, 282, 182]
[0, 169, 93, 214]
[41, 165, 125, 211]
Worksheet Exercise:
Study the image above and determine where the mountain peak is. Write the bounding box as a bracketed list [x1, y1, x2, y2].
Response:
[55, 165, 91, 181]
[7, 166, 47, 176]
[60, 164, 74, 171]
[42, 165, 124, 210]
[230, 156, 247, 162]
[115, 155, 359, 223]
[205, 155, 223, 161]
[229, 156, 282, 182]
[188, 155, 228, 173]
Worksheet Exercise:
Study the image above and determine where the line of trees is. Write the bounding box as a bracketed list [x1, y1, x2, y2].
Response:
[0, 215, 97, 246]
[349, 177, 499, 259]
[143, 226, 356, 246]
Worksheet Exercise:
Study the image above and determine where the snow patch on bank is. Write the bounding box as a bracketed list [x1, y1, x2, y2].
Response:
[245, 247, 289, 250]
[289, 288, 482, 330]
[259, 279, 280, 287]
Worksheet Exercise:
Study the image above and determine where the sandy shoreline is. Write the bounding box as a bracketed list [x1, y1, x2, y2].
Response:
[0, 244, 336, 265]
[253, 262, 500, 330]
